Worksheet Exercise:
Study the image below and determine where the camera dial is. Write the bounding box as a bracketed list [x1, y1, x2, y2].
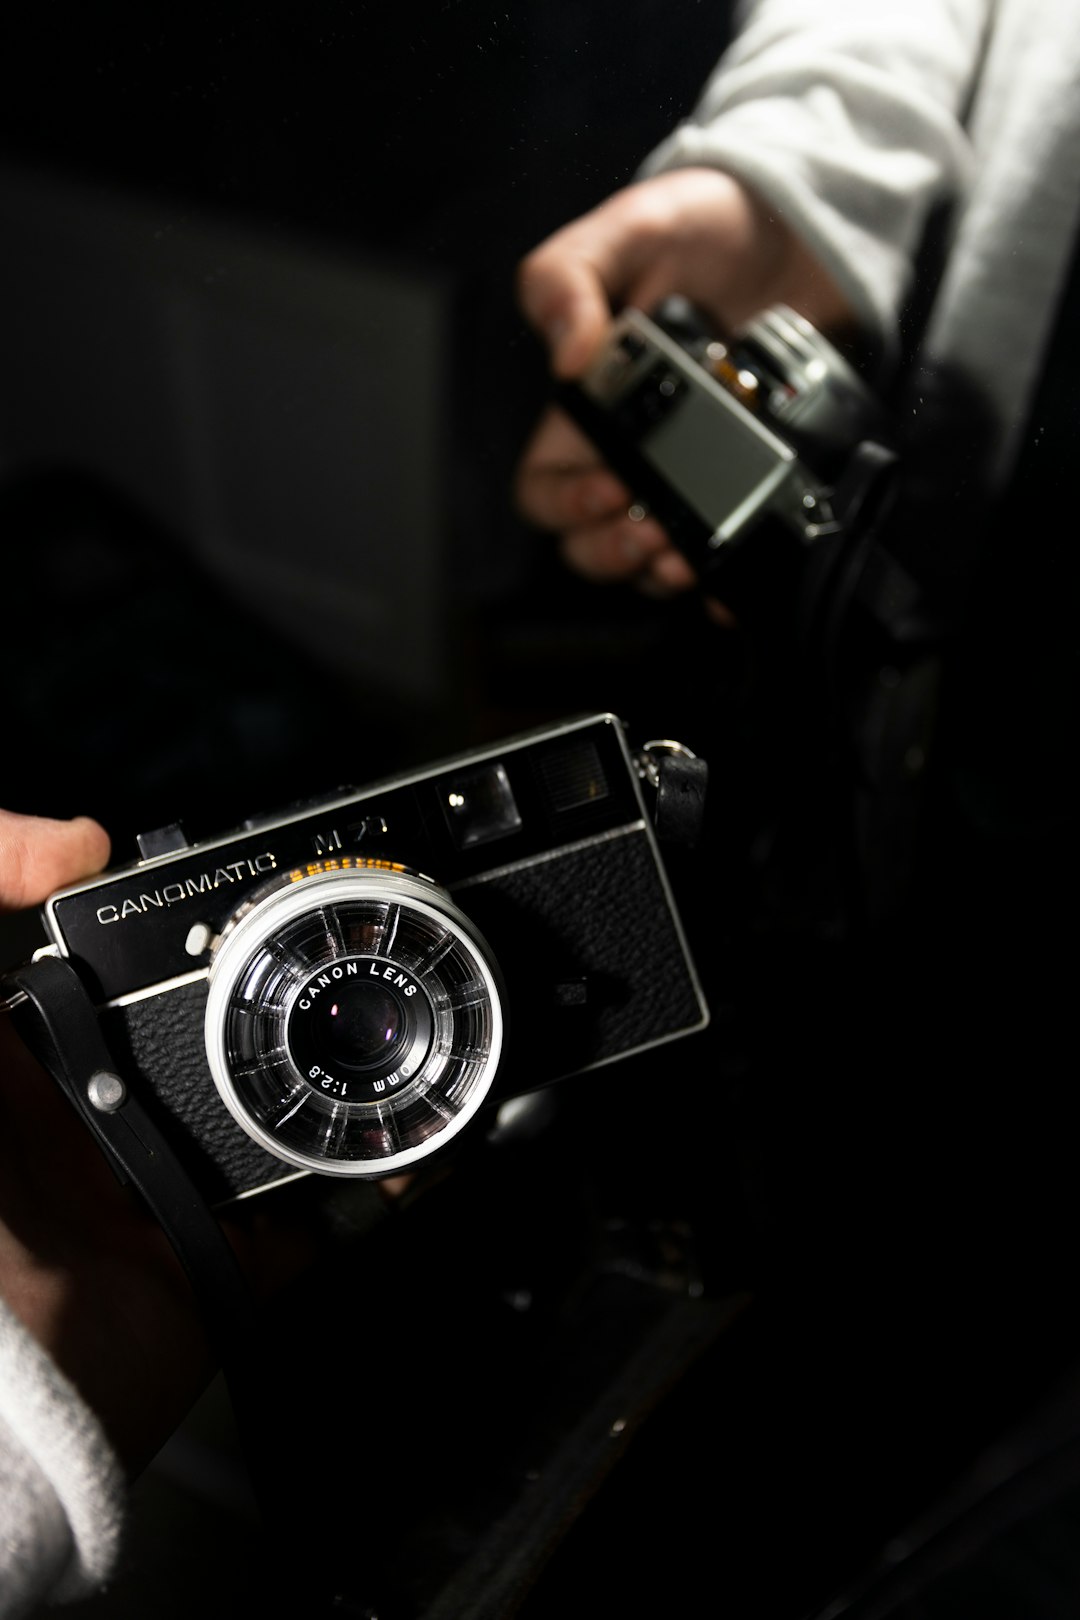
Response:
[204, 863, 504, 1179]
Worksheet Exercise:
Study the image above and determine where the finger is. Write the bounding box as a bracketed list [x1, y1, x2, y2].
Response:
[519, 466, 630, 535]
[704, 596, 738, 629]
[514, 407, 630, 531]
[637, 546, 700, 599]
[0, 810, 110, 912]
[517, 404, 607, 480]
[517, 236, 614, 378]
[649, 548, 699, 593]
[517, 186, 676, 376]
[559, 511, 669, 583]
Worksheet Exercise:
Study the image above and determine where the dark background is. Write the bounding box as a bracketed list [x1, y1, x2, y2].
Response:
[0, 1, 738, 856]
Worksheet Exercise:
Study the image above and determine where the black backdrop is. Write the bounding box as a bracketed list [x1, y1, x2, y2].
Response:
[0, 3, 738, 846]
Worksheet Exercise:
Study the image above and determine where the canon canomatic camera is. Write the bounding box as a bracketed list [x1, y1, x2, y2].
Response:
[31, 713, 708, 1205]
[557, 299, 891, 593]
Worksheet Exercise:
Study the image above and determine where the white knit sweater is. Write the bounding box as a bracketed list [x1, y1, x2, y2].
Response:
[641, 0, 1080, 484]
[0, 1302, 123, 1617]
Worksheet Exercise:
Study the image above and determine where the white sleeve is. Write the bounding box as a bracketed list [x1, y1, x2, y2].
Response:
[0, 1301, 124, 1617]
[639, 0, 993, 359]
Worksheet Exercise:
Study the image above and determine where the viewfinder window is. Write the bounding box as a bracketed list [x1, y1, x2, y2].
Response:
[442, 763, 523, 849]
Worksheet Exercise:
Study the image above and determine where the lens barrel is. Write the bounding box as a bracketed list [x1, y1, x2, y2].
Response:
[204, 866, 503, 1178]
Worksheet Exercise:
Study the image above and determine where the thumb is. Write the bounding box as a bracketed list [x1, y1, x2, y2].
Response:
[0, 809, 111, 912]
[516, 244, 612, 379]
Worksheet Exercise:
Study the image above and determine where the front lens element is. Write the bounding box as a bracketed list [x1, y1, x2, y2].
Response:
[285, 957, 435, 1102]
[310, 979, 405, 1068]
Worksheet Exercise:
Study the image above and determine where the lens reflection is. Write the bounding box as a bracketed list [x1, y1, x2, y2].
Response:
[308, 981, 406, 1072]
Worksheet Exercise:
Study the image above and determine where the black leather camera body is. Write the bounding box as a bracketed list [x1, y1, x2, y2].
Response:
[31, 712, 708, 1205]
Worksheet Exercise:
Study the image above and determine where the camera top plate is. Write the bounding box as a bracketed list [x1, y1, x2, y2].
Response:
[41, 713, 657, 1005]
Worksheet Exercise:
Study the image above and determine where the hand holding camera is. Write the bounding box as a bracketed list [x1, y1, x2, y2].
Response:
[557, 296, 890, 601]
[514, 166, 861, 608]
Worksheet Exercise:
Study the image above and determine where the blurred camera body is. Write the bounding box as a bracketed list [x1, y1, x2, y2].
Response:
[37, 712, 708, 1205]
[558, 301, 888, 583]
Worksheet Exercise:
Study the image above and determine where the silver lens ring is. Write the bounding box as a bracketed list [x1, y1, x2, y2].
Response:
[204, 867, 504, 1178]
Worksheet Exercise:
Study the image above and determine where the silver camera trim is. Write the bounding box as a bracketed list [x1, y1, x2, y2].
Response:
[574, 304, 882, 550]
[204, 866, 505, 1179]
[576, 307, 802, 547]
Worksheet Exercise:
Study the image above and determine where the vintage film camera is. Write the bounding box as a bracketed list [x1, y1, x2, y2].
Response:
[556, 298, 894, 608]
[24, 713, 708, 1206]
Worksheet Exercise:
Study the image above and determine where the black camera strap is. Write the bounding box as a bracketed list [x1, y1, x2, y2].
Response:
[0, 954, 317, 1580]
[2, 953, 259, 1364]
[2, 953, 366, 1603]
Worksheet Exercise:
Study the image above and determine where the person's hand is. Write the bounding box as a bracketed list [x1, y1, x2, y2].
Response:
[0, 809, 110, 914]
[514, 167, 856, 612]
[0, 808, 320, 1475]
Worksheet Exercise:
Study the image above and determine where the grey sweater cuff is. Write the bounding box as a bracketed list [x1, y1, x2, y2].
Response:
[0, 1301, 124, 1615]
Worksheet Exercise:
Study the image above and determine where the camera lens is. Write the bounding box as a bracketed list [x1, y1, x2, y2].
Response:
[285, 956, 436, 1103]
[204, 865, 504, 1179]
[315, 982, 403, 1069]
